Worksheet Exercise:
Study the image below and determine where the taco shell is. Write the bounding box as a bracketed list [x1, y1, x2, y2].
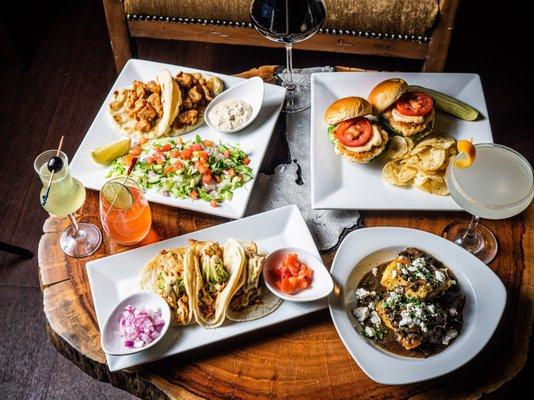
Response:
[169, 73, 224, 136]
[189, 239, 246, 329]
[138, 247, 195, 325]
[109, 69, 180, 139]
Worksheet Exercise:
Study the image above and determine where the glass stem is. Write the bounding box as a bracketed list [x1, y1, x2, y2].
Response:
[284, 43, 295, 91]
[68, 214, 80, 236]
[461, 214, 480, 247]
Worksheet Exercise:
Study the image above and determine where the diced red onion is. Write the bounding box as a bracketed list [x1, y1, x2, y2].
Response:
[118, 304, 165, 349]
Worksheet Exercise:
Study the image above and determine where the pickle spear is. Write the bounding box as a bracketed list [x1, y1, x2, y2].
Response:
[408, 85, 479, 121]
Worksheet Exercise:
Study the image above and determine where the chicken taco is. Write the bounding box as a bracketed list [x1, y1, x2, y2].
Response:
[108, 69, 180, 139]
[226, 242, 282, 322]
[138, 247, 195, 325]
[170, 71, 224, 135]
[188, 238, 245, 328]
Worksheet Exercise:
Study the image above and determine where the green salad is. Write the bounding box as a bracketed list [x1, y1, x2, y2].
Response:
[108, 135, 253, 206]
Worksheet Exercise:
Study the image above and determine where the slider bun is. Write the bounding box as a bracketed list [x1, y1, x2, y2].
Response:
[324, 96, 373, 125]
[367, 78, 408, 114]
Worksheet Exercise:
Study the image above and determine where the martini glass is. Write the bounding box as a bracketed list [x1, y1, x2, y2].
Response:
[443, 143, 534, 263]
[35, 150, 102, 258]
[250, 0, 326, 113]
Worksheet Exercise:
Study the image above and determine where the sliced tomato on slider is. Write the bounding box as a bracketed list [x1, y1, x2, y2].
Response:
[394, 92, 433, 116]
[335, 117, 372, 147]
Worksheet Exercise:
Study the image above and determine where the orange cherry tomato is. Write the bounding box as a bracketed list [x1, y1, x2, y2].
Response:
[198, 151, 209, 161]
[190, 191, 198, 199]
[161, 143, 172, 152]
[170, 149, 180, 158]
[243, 157, 250, 165]
[181, 148, 193, 160]
[224, 150, 231, 158]
[164, 165, 176, 174]
[273, 253, 313, 294]
[173, 161, 183, 170]
[203, 140, 214, 147]
[210, 199, 218, 208]
[202, 173, 212, 184]
[195, 161, 209, 174]
[190, 143, 204, 151]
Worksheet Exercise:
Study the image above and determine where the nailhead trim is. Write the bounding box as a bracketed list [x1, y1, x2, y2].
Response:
[126, 14, 430, 42]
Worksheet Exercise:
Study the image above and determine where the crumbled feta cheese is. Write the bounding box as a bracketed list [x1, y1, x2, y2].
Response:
[442, 329, 458, 345]
[449, 308, 458, 316]
[435, 270, 446, 282]
[355, 288, 373, 300]
[364, 326, 375, 337]
[372, 267, 378, 276]
[353, 307, 369, 322]
[369, 311, 381, 326]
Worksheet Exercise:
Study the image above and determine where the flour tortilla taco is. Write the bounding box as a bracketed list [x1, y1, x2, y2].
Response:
[188, 238, 245, 328]
[108, 69, 180, 139]
[169, 71, 224, 136]
[226, 242, 282, 322]
[138, 247, 195, 325]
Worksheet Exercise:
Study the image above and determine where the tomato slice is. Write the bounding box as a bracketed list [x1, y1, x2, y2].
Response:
[335, 117, 372, 147]
[394, 92, 433, 116]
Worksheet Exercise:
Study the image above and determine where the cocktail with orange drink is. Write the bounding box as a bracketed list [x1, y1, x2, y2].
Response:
[99, 178, 152, 245]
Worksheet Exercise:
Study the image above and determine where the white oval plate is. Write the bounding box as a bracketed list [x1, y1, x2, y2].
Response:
[205, 76, 264, 133]
[101, 291, 171, 356]
[328, 227, 506, 385]
[263, 247, 334, 302]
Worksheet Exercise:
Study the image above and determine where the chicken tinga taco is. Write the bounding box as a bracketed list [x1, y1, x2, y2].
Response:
[108, 69, 180, 140]
[226, 242, 282, 322]
[187, 238, 246, 328]
[170, 71, 224, 136]
[138, 248, 195, 325]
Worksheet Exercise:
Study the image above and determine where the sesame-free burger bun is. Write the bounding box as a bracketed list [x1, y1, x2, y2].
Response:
[323, 96, 373, 126]
[367, 78, 408, 114]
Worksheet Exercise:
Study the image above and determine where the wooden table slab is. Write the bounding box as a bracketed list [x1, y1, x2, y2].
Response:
[38, 68, 532, 400]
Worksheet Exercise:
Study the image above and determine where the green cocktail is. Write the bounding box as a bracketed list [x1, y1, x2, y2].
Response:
[34, 150, 101, 258]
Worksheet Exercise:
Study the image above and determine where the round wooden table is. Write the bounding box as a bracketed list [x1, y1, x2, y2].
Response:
[38, 68, 532, 399]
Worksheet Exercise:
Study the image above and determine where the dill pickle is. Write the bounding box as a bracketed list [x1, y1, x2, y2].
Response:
[407, 85, 479, 121]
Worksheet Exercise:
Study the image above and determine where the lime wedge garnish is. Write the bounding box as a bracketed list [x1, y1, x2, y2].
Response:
[91, 138, 131, 165]
[102, 182, 134, 209]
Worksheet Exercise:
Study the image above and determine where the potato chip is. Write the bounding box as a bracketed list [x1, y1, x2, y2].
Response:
[417, 178, 449, 196]
[382, 161, 411, 186]
[386, 136, 409, 160]
[418, 148, 446, 171]
[381, 134, 455, 195]
[417, 135, 455, 150]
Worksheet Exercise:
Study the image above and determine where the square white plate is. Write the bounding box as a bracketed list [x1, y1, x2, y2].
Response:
[329, 227, 506, 384]
[71, 59, 286, 219]
[86, 205, 326, 372]
[311, 72, 494, 210]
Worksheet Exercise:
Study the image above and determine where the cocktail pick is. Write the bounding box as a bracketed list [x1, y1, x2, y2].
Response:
[103, 156, 138, 221]
[41, 136, 64, 206]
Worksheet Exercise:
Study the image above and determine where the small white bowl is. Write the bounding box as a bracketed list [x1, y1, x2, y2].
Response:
[263, 247, 334, 302]
[100, 291, 171, 356]
[204, 76, 264, 133]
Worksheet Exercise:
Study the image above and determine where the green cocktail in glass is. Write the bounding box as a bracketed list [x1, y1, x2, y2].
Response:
[34, 150, 102, 257]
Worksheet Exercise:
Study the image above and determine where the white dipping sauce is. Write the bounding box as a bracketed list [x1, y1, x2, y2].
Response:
[208, 99, 252, 131]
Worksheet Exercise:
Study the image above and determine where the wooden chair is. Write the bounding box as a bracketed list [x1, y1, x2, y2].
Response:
[103, 0, 460, 73]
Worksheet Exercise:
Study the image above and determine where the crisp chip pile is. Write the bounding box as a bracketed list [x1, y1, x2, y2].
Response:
[382, 135, 457, 196]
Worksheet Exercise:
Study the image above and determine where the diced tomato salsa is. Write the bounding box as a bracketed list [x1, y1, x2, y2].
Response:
[272, 253, 313, 294]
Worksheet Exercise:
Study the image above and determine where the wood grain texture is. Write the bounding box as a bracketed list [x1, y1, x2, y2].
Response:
[103, 0, 133, 72]
[38, 69, 532, 400]
[423, 0, 461, 72]
[128, 21, 430, 61]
